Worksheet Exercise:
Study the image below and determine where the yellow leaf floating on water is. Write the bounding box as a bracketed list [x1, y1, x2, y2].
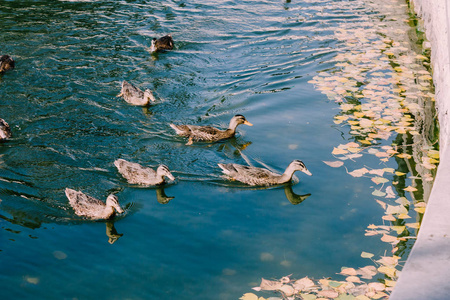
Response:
[395, 171, 406, 176]
[406, 222, 420, 229]
[397, 213, 411, 219]
[391, 226, 405, 234]
[427, 150, 439, 159]
[414, 207, 426, 214]
[378, 266, 397, 278]
[332, 147, 349, 155]
[404, 186, 418, 192]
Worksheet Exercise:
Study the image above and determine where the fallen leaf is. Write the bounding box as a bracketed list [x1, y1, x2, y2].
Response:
[406, 222, 420, 229]
[403, 186, 417, 192]
[361, 252, 374, 258]
[377, 266, 397, 278]
[318, 290, 339, 298]
[333, 147, 349, 155]
[395, 197, 409, 205]
[391, 226, 405, 234]
[340, 268, 357, 276]
[357, 266, 377, 279]
[397, 213, 411, 219]
[259, 278, 283, 291]
[414, 207, 426, 214]
[368, 282, 385, 292]
[346, 276, 361, 283]
[323, 161, 344, 168]
[369, 169, 385, 176]
[385, 186, 396, 198]
[349, 168, 369, 177]
[372, 177, 389, 184]
[279, 284, 295, 296]
[372, 190, 386, 197]
[381, 234, 398, 243]
[240, 293, 259, 300]
[293, 277, 315, 291]
[382, 215, 396, 221]
[300, 294, 317, 300]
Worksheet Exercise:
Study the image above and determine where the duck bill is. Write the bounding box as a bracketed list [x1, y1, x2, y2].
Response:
[115, 206, 125, 214]
[244, 120, 253, 126]
[117, 92, 123, 97]
[166, 173, 176, 181]
[303, 169, 312, 176]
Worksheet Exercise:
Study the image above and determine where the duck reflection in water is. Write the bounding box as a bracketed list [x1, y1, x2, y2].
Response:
[284, 184, 311, 205]
[156, 186, 175, 204]
[106, 221, 123, 244]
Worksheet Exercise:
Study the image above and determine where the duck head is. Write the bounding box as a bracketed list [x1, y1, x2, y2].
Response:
[288, 160, 312, 176]
[228, 114, 253, 130]
[144, 89, 156, 103]
[106, 194, 124, 214]
[157, 164, 176, 181]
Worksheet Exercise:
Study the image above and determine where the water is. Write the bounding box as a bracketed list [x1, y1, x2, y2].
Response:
[0, 1, 436, 299]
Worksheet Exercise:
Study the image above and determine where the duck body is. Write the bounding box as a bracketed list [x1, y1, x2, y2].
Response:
[117, 81, 156, 106]
[0, 118, 11, 140]
[114, 159, 175, 186]
[170, 114, 253, 145]
[0, 55, 15, 73]
[65, 188, 124, 220]
[150, 35, 174, 52]
[218, 160, 312, 186]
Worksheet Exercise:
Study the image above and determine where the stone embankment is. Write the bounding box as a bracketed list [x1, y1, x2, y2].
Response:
[390, 0, 450, 299]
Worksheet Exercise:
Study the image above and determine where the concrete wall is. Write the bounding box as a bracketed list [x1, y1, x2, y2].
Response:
[390, 1, 450, 299]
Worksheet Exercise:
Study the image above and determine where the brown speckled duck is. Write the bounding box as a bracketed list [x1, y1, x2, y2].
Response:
[170, 114, 253, 145]
[117, 81, 156, 106]
[0, 55, 15, 73]
[0, 118, 11, 140]
[218, 160, 312, 186]
[150, 35, 174, 52]
[114, 159, 175, 186]
[65, 188, 124, 220]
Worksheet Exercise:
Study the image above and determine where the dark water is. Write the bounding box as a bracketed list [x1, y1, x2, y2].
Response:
[0, 1, 431, 299]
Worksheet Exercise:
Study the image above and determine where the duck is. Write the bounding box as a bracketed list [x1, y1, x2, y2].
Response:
[114, 158, 175, 186]
[65, 188, 124, 220]
[218, 159, 312, 186]
[170, 114, 253, 145]
[0, 55, 15, 73]
[117, 81, 156, 106]
[150, 34, 174, 52]
[0, 118, 11, 140]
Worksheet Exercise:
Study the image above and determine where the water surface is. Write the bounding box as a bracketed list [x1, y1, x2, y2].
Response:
[0, 1, 435, 299]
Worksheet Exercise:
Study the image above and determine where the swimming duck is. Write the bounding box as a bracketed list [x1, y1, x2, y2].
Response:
[0, 118, 11, 140]
[0, 55, 15, 73]
[150, 35, 174, 52]
[117, 81, 156, 106]
[65, 188, 124, 220]
[218, 160, 312, 186]
[170, 114, 253, 145]
[114, 159, 175, 186]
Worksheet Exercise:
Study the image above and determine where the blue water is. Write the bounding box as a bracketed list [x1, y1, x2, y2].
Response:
[0, 1, 427, 299]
